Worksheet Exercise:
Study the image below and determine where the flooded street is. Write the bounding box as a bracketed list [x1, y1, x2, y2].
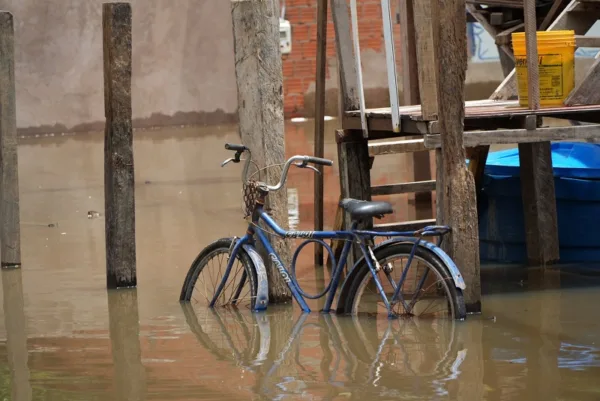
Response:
[1, 122, 600, 400]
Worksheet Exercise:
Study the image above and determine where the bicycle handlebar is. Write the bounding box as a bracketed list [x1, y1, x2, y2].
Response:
[223, 143, 333, 191]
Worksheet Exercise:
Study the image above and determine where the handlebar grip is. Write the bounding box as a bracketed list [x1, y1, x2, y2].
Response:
[225, 143, 248, 152]
[306, 156, 333, 166]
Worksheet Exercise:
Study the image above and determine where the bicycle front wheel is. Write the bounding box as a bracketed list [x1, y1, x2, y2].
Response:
[180, 238, 258, 310]
[342, 243, 466, 320]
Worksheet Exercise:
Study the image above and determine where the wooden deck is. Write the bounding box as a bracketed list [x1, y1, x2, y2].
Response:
[343, 99, 600, 134]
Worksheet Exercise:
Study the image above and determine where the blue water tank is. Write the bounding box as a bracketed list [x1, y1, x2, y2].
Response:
[479, 142, 600, 263]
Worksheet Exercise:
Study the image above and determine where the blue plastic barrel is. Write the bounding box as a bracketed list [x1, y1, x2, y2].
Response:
[478, 142, 600, 263]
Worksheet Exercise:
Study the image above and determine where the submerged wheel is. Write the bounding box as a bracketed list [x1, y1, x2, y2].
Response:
[341, 243, 466, 320]
[179, 238, 257, 310]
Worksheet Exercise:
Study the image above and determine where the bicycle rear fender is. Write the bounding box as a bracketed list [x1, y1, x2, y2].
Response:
[242, 244, 270, 311]
[338, 238, 466, 305]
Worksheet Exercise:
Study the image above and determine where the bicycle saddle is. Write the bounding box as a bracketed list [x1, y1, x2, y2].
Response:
[339, 198, 393, 220]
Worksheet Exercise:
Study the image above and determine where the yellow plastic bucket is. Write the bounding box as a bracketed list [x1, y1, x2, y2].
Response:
[511, 30, 576, 107]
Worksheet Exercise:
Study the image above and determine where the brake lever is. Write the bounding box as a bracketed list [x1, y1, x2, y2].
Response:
[221, 157, 235, 167]
[293, 162, 321, 175]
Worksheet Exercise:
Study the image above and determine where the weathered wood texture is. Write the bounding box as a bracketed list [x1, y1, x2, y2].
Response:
[519, 142, 560, 265]
[314, 0, 328, 266]
[231, 0, 292, 302]
[2, 270, 32, 401]
[413, 0, 439, 120]
[369, 138, 427, 155]
[331, 0, 359, 111]
[426, 124, 600, 147]
[434, 0, 481, 313]
[103, 3, 136, 288]
[108, 290, 147, 401]
[565, 56, 600, 105]
[400, 0, 433, 220]
[0, 12, 20, 268]
[337, 130, 372, 263]
[524, 0, 541, 110]
[371, 180, 436, 195]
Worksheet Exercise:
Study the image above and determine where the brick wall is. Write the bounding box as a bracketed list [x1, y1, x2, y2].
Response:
[283, 0, 400, 117]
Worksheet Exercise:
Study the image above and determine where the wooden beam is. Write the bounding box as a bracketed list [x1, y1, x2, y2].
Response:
[0, 12, 20, 268]
[381, 0, 401, 132]
[231, 0, 292, 301]
[349, 0, 368, 136]
[371, 180, 436, 195]
[413, 0, 438, 120]
[575, 35, 600, 47]
[331, 0, 359, 111]
[540, 0, 565, 30]
[425, 124, 600, 147]
[565, 57, 600, 105]
[368, 138, 426, 155]
[103, 3, 136, 288]
[518, 142, 560, 265]
[434, 0, 481, 313]
[314, 0, 328, 266]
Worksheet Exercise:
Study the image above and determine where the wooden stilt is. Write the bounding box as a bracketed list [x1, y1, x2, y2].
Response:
[103, 3, 136, 289]
[231, 0, 292, 301]
[0, 12, 21, 269]
[432, 0, 481, 312]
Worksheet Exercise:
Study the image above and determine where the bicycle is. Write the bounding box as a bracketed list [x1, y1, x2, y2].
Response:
[179, 143, 467, 320]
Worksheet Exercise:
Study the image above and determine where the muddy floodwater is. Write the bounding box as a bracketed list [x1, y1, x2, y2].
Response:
[1, 121, 600, 400]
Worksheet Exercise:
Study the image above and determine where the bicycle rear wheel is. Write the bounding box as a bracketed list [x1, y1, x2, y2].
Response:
[341, 243, 466, 320]
[180, 238, 257, 310]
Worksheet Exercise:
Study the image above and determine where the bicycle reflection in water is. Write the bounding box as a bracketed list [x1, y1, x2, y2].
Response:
[181, 304, 468, 400]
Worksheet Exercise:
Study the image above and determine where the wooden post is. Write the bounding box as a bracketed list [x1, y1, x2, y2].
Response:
[400, 0, 433, 220]
[432, 0, 481, 312]
[103, 3, 137, 289]
[413, 0, 438, 120]
[231, 0, 292, 302]
[336, 130, 372, 264]
[2, 270, 32, 401]
[314, 0, 328, 266]
[0, 12, 21, 268]
[518, 0, 560, 266]
[108, 289, 147, 400]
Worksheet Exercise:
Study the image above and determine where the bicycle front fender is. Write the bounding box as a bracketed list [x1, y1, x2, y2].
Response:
[242, 244, 270, 311]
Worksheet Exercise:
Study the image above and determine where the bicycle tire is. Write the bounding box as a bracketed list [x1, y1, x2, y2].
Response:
[340, 243, 466, 320]
[179, 238, 258, 310]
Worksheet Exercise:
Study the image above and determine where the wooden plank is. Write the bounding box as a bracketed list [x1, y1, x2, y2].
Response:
[540, 0, 566, 30]
[425, 124, 600, 147]
[331, 0, 359, 111]
[399, 0, 419, 105]
[231, 0, 292, 301]
[349, 0, 368, 137]
[373, 219, 436, 232]
[434, 0, 481, 313]
[103, 3, 136, 288]
[575, 35, 600, 47]
[371, 180, 436, 195]
[0, 12, 20, 268]
[381, 0, 401, 132]
[565, 57, 600, 105]
[413, 0, 438, 120]
[368, 138, 426, 156]
[314, 0, 328, 266]
[523, 0, 541, 110]
[518, 142, 560, 265]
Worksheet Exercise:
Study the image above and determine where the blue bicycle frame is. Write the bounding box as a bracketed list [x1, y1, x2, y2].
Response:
[209, 203, 465, 317]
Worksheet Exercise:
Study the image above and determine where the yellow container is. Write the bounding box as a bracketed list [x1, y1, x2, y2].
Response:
[511, 30, 576, 107]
